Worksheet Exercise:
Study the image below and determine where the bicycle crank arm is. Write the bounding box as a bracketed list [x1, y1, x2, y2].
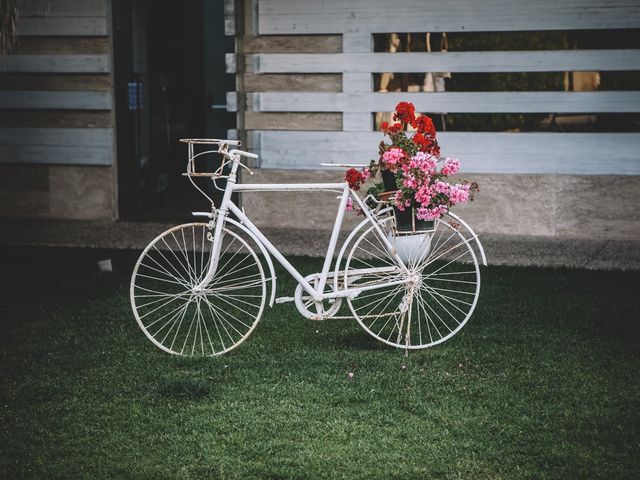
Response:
[275, 296, 295, 304]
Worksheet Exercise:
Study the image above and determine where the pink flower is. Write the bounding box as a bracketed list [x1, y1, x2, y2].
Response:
[416, 207, 442, 221]
[449, 184, 470, 204]
[345, 197, 354, 212]
[382, 148, 405, 168]
[402, 175, 418, 189]
[433, 180, 450, 195]
[394, 190, 406, 210]
[441, 157, 460, 176]
[361, 168, 371, 181]
[411, 151, 437, 173]
[414, 184, 433, 206]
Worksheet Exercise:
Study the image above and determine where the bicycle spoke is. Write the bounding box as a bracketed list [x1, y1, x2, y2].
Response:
[132, 224, 265, 356]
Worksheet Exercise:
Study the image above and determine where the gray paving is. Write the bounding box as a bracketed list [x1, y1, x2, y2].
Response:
[0, 218, 638, 271]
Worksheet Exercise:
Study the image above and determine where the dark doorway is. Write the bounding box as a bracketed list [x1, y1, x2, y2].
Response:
[113, 0, 235, 221]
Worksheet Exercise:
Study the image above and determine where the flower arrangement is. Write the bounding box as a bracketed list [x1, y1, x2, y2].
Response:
[345, 101, 478, 223]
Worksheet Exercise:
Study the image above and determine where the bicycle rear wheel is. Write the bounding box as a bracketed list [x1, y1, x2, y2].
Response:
[345, 216, 480, 349]
[131, 223, 266, 356]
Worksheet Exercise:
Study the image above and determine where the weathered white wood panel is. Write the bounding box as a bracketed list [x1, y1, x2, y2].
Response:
[0, 127, 113, 165]
[251, 131, 640, 175]
[342, 33, 373, 131]
[20, 0, 107, 17]
[18, 17, 108, 36]
[2, 54, 110, 73]
[0, 91, 112, 110]
[252, 91, 640, 113]
[224, 0, 235, 35]
[0, 127, 112, 146]
[0, 145, 112, 165]
[253, 50, 640, 73]
[258, 0, 640, 34]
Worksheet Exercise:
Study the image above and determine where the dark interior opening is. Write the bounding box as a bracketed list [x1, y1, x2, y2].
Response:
[113, 0, 235, 222]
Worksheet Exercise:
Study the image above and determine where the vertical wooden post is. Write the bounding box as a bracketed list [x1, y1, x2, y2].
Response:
[342, 33, 372, 132]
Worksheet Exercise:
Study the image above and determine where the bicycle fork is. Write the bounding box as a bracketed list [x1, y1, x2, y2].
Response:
[191, 165, 240, 293]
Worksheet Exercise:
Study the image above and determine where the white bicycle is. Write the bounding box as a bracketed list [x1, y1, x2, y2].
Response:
[130, 138, 487, 356]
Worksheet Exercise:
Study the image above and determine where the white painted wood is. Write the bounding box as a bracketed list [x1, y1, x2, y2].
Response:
[252, 130, 640, 175]
[226, 91, 238, 112]
[252, 91, 640, 113]
[253, 50, 640, 73]
[224, 0, 236, 35]
[20, 0, 107, 17]
[342, 33, 372, 53]
[2, 54, 110, 73]
[0, 127, 113, 146]
[0, 127, 113, 165]
[342, 33, 373, 132]
[342, 73, 371, 93]
[0, 91, 112, 110]
[258, 0, 640, 34]
[226, 53, 237, 73]
[17, 17, 108, 36]
[0, 145, 112, 165]
[343, 112, 372, 132]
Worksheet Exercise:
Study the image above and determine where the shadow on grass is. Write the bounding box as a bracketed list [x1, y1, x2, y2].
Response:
[157, 378, 213, 400]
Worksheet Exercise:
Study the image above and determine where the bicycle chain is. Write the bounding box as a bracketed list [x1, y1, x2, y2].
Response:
[312, 276, 410, 321]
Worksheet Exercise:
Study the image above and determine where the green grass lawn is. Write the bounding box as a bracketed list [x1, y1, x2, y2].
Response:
[1, 247, 639, 479]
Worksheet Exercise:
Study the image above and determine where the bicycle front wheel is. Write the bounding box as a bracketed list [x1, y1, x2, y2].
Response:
[131, 223, 266, 356]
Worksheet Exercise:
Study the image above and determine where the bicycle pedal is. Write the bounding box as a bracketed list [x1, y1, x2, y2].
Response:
[275, 296, 295, 304]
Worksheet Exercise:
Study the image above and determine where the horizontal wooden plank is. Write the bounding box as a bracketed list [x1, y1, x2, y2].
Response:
[253, 50, 640, 73]
[0, 127, 113, 146]
[0, 91, 112, 110]
[0, 127, 113, 165]
[243, 35, 342, 53]
[0, 145, 113, 165]
[18, 17, 108, 36]
[0, 110, 112, 128]
[12, 37, 110, 54]
[258, 0, 640, 33]
[2, 54, 110, 73]
[244, 73, 342, 92]
[0, 74, 112, 92]
[20, 0, 107, 17]
[245, 112, 341, 130]
[251, 91, 640, 113]
[251, 130, 640, 175]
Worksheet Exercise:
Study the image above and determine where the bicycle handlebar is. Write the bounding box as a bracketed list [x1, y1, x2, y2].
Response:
[228, 149, 258, 160]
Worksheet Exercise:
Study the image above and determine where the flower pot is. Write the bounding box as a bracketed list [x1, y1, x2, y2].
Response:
[381, 170, 397, 191]
[388, 231, 433, 265]
[388, 207, 437, 264]
[393, 206, 435, 234]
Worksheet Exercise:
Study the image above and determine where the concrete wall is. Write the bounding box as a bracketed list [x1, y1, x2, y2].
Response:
[241, 169, 640, 240]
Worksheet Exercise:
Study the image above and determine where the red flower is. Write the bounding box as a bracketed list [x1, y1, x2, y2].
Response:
[384, 122, 403, 134]
[413, 115, 436, 137]
[412, 132, 427, 149]
[380, 121, 389, 132]
[393, 102, 416, 125]
[345, 168, 363, 190]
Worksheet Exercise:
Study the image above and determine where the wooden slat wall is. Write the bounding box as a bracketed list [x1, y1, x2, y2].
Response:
[251, 50, 640, 73]
[250, 92, 640, 114]
[257, 0, 640, 33]
[252, 131, 640, 175]
[0, 0, 113, 166]
[231, 0, 640, 175]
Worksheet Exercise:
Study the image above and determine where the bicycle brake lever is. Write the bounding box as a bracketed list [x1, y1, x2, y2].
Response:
[238, 161, 255, 176]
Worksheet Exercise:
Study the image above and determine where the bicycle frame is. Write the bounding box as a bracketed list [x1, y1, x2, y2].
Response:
[132, 140, 487, 354]
[193, 155, 408, 304]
